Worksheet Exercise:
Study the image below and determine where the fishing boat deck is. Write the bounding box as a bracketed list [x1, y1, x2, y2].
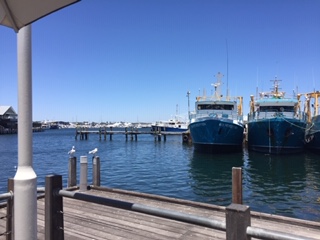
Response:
[1, 187, 320, 239]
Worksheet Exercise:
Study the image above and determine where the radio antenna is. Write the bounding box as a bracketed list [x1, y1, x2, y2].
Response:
[312, 68, 315, 92]
[226, 39, 229, 100]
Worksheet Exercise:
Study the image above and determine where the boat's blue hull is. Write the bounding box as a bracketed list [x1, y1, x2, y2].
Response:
[247, 118, 306, 154]
[305, 116, 320, 153]
[151, 126, 187, 133]
[189, 118, 244, 153]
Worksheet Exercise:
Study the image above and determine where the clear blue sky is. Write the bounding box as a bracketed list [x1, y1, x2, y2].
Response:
[0, 0, 319, 123]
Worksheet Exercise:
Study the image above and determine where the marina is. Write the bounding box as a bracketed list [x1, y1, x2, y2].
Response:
[1, 75, 320, 239]
[0, 129, 319, 222]
[0, 118, 320, 239]
[0, 1, 319, 239]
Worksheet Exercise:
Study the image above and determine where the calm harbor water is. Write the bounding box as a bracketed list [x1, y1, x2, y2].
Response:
[0, 128, 319, 222]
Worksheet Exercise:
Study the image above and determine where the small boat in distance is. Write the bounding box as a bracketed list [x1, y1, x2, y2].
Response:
[151, 116, 188, 133]
[304, 91, 320, 153]
[189, 72, 244, 153]
[247, 77, 307, 154]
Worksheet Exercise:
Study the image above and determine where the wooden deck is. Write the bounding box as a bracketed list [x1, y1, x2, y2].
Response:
[1, 186, 320, 239]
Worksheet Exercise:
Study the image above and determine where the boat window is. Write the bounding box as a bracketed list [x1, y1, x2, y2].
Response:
[197, 104, 234, 110]
[259, 106, 295, 112]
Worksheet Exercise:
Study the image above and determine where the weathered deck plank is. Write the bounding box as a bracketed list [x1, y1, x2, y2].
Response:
[1, 186, 320, 240]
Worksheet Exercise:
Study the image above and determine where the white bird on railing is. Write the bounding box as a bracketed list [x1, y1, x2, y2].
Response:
[68, 146, 76, 157]
[88, 147, 98, 156]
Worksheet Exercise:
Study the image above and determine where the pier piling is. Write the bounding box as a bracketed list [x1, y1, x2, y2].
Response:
[226, 204, 251, 240]
[45, 175, 64, 240]
[232, 167, 242, 204]
[75, 127, 185, 142]
[6, 178, 13, 240]
[68, 157, 77, 188]
[92, 156, 100, 186]
[80, 156, 88, 192]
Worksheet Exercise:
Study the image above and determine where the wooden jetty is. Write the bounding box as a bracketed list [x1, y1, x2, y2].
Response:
[1, 162, 320, 240]
[1, 184, 320, 240]
[75, 127, 190, 142]
[0, 127, 43, 135]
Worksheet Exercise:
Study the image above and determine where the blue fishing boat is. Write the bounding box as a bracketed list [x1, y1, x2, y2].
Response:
[189, 72, 244, 153]
[247, 77, 307, 154]
[304, 92, 320, 153]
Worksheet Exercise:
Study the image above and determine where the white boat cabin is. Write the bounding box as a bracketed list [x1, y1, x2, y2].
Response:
[248, 95, 304, 121]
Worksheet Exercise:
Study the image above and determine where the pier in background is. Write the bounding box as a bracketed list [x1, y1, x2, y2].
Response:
[75, 127, 191, 142]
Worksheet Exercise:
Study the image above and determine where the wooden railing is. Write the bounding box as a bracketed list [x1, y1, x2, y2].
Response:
[0, 160, 317, 240]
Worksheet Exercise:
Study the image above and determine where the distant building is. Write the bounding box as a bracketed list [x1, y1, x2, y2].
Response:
[0, 106, 18, 130]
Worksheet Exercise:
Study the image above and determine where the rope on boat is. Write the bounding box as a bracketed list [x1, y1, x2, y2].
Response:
[278, 116, 320, 143]
[279, 116, 314, 131]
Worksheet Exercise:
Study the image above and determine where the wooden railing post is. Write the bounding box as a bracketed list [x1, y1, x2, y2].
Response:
[232, 167, 242, 204]
[68, 157, 77, 188]
[226, 204, 251, 240]
[45, 175, 64, 240]
[80, 156, 88, 192]
[92, 156, 101, 186]
[6, 178, 14, 240]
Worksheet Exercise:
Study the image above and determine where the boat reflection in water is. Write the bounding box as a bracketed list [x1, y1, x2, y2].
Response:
[188, 150, 243, 205]
[243, 150, 320, 220]
[188, 148, 320, 221]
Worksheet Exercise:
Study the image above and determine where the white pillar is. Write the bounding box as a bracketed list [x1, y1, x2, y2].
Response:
[14, 24, 37, 239]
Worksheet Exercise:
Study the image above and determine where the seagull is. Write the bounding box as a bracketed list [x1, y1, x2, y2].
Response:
[88, 147, 98, 156]
[68, 146, 76, 157]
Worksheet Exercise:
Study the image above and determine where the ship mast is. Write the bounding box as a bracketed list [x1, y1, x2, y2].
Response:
[186, 90, 191, 121]
[271, 76, 283, 98]
[212, 72, 223, 100]
[226, 39, 229, 100]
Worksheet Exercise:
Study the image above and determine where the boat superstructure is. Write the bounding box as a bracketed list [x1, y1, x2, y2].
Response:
[247, 77, 307, 154]
[304, 91, 320, 153]
[151, 104, 188, 133]
[151, 117, 188, 133]
[189, 72, 244, 153]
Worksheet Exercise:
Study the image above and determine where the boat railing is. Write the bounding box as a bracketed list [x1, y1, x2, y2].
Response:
[190, 112, 242, 122]
[196, 95, 239, 102]
[247, 111, 307, 122]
